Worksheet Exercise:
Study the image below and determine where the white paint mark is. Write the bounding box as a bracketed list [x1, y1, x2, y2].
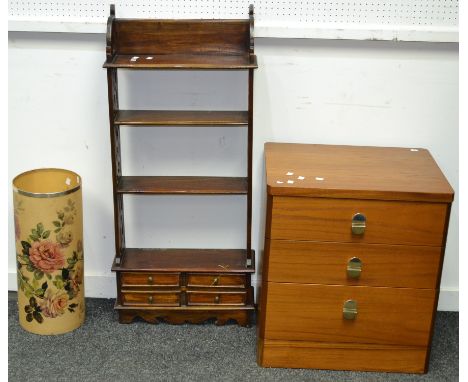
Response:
[410, 148, 419, 152]
[130, 56, 140, 62]
[146, 56, 154, 60]
[287, 180, 294, 184]
[297, 176, 305, 180]
[315, 177, 324, 181]
[65, 178, 71, 186]
[276, 180, 284, 184]
[286, 172, 294, 176]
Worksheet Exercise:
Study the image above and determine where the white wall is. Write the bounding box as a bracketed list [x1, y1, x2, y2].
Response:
[8, 32, 459, 310]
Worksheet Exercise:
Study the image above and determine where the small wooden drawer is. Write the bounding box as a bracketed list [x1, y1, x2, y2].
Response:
[186, 273, 246, 288]
[263, 282, 436, 347]
[270, 196, 448, 246]
[187, 291, 246, 306]
[120, 272, 180, 287]
[266, 239, 442, 289]
[121, 290, 180, 306]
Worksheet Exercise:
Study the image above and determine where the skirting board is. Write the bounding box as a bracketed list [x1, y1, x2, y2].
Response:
[8, 272, 459, 311]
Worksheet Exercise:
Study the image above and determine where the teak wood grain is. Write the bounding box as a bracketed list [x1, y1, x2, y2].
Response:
[266, 239, 442, 289]
[270, 196, 448, 246]
[258, 339, 428, 373]
[265, 143, 454, 202]
[262, 283, 435, 347]
[117, 176, 248, 195]
[114, 110, 248, 126]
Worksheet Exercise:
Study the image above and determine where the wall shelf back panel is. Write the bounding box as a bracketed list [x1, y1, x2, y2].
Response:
[9, 0, 458, 42]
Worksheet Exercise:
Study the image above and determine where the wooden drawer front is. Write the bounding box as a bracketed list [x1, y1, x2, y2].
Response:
[187, 273, 246, 288]
[270, 196, 447, 246]
[187, 291, 246, 306]
[264, 283, 435, 347]
[266, 240, 441, 289]
[122, 291, 180, 306]
[121, 272, 180, 287]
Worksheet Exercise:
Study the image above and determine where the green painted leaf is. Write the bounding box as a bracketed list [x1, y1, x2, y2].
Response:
[26, 264, 35, 272]
[36, 223, 44, 236]
[26, 313, 33, 322]
[53, 221, 61, 227]
[69, 303, 78, 308]
[24, 305, 33, 313]
[21, 241, 31, 250]
[54, 275, 63, 281]
[68, 308, 75, 313]
[29, 297, 37, 307]
[46, 274, 52, 280]
[42, 230, 50, 239]
[67, 258, 76, 265]
[35, 288, 44, 296]
[29, 234, 40, 242]
[41, 281, 48, 290]
[33, 312, 43, 324]
[34, 270, 44, 280]
[62, 269, 70, 280]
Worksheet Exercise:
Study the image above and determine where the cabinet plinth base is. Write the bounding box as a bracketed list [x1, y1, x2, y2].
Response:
[116, 305, 254, 327]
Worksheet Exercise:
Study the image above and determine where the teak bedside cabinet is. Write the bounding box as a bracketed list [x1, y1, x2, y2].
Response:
[257, 143, 454, 373]
[103, 5, 257, 326]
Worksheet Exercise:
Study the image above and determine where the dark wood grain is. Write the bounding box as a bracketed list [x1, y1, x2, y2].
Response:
[265, 143, 454, 202]
[116, 306, 253, 326]
[117, 176, 248, 195]
[106, 4, 257, 326]
[113, 248, 256, 273]
[115, 110, 248, 126]
[113, 19, 250, 56]
[104, 53, 257, 69]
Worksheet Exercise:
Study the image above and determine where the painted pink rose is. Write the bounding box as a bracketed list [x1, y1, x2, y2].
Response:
[29, 241, 65, 273]
[39, 290, 69, 318]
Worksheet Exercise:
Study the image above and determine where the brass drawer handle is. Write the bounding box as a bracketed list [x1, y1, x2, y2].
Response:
[351, 213, 366, 235]
[148, 295, 153, 304]
[347, 257, 362, 279]
[343, 300, 358, 320]
[214, 295, 220, 304]
[147, 276, 153, 284]
[212, 277, 220, 286]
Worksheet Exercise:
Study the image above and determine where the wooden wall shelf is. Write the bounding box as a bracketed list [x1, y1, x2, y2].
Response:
[104, 4, 257, 326]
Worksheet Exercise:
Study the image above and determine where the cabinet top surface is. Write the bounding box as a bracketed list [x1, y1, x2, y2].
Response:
[265, 143, 454, 202]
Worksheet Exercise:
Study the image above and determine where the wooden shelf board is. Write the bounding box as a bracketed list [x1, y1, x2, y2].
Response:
[117, 176, 248, 195]
[114, 304, 255, 311]
[103, 54, 258, 69]
[115, 110, 248, 126]
[112, 248, 255, 273]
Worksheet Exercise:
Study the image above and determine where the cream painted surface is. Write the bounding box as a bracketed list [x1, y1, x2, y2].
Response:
[8, 32, 458, 309]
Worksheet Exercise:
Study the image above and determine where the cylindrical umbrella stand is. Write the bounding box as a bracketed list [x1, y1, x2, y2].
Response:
[13, 168, 85, 335]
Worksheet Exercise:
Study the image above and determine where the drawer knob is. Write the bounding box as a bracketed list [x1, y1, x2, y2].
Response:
[212, 277, 220, 286]
[214, 295, 220, 304]
[343, 300, 358, 320]
[347, 257, 362, 279]
[148, 295, 153, 304]
[351, 213, 366, 235]
[147, 276, 153, 284]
